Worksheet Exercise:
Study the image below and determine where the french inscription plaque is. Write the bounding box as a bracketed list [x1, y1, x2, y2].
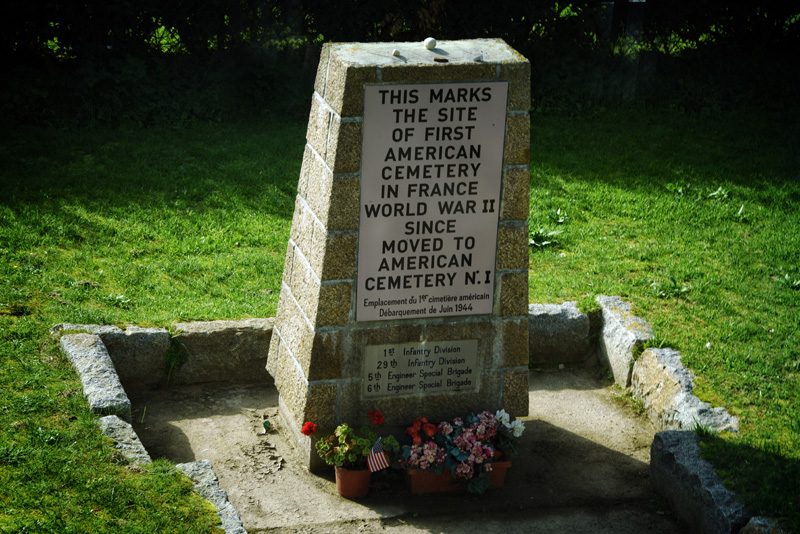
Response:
[356, 81, 509, 322]
[362, 340, 479, 398]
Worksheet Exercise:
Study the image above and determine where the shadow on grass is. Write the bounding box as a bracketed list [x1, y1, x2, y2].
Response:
[698, 433, 800, 532]
[0, 119, 307, 220]
[530, 108, 800, 194]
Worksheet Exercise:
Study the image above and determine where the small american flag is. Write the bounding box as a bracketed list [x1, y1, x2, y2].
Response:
[367, 437, 390, 472]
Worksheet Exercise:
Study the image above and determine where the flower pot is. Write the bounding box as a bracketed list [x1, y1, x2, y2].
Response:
[334, 466, 371, 499]
[404, 459, 511, 494]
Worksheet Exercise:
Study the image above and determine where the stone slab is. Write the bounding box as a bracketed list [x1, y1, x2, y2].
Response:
[631, 348, 738, 433]
[328, 39, 526, 69]
[59, 333, 131, 421]
[176, 460, 247, 534]
[528, 302, 592, 364]
[172, 319, 274, 385]
[97, 415, 151, 465]
[100, 325, 170, 389]
[650, 431, 750, 534]
[596, 295, 653, 386]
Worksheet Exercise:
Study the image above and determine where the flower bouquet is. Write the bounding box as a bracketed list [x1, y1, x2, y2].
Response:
[303, 411, 399, 498]
[399, 410, 525, 494]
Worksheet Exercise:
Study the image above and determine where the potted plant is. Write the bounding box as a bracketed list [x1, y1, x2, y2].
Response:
[303, 410, 399, 498]
[400, 410, 525, 494]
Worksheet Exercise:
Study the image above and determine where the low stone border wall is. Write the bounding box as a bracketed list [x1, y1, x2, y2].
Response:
[55, 297, 765, 534]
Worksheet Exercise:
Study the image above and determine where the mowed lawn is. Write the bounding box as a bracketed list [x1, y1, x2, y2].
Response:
[1, 107, 799, 531]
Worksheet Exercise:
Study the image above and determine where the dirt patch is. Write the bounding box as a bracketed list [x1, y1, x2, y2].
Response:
[129, 366, 684, 533]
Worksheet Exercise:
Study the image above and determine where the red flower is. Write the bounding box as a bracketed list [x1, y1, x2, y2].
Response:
[367, 410, 385, 425]
[422, 422, 437, 437]
[301, 421, 317, 436]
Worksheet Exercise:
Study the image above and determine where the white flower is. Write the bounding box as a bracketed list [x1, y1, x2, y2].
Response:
[509, 419, 525, 438]
[494, 409, 511, 425]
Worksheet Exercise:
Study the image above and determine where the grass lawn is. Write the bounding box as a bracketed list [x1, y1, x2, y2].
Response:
[1, 107, 798, 531]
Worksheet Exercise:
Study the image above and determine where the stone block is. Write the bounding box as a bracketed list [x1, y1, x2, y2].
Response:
[289, 197, 315, 260]
[502, 369, 530, 416]
[325, 175, 360, 231]
[326, 117, 362, 174]
[528, 302, 593, 364]
[501, 318, 529, 367]
[60, 334, 131, 421]
[313, 44, 331, 97]
[98, 415, 151, 465]
[95, 326, 170, 389]
[324, 56, 377, 117]
[631, 348, 738, 433]
[307, 330, 344, 381]
[171, 319, 274, 385]
[305, 94, 331, 158]
[274, 297, 314, 374]
[501, 166, 531, 222]
[382, 61, 496, 84]
[281, 241, 295, 286]
[296, 145, 314, 198]
[176, 459, 247, 534]
[504, 113, 531, 166]
[499, 271, 529, 317]
[500, 60, 532, 111]
[650, 431, 749, 534]
[300, 148, 329, 216]
[316, 282, 353, 327]
[596, 295, 653, 386]
[312, 231, 358, 282]
[496, 225, 529, 270]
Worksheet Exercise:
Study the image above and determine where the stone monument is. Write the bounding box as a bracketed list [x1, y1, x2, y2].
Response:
[266, 38, 531, 468]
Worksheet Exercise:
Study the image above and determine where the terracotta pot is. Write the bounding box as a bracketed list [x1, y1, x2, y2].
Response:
[334, 466, 371, 499]
[404, 459, 511, 494]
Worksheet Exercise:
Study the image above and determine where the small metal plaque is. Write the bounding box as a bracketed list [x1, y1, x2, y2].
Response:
[362, 340, 479, 398]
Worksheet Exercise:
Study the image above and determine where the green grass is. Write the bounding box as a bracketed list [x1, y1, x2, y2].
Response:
[1, 107, 799, 531]
[528, 107, 800, 530]
[1, 120, 303, 533]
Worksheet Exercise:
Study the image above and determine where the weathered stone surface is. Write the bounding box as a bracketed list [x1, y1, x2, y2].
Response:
[50, 323, 123, 339]
[650, 431, 749, 534]
[596, 295, 653, 386]
[269, 39, 532, 469]
[497, 224, 529, 270]
[59, 334, 131, 421]
[503, 112, 531, 166]
[499, 271, 529, 317]
[528, 302, 592, 364]
[739, 516, 788, 534]
[502, 318, 530, 368]
[171, 319, 274, 385]
[631, 348, 739, 433]
[500, 166, 531, 221]
[97, 415, 151, 465]
[100, 326, 170, 389]
[176, 460, 247, 534]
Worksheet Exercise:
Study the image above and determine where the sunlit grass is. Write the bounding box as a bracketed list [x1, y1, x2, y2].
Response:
[0, 119, 303, 532]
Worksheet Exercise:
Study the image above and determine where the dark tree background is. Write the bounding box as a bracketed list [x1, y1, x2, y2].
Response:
[1, 0, 797, 125]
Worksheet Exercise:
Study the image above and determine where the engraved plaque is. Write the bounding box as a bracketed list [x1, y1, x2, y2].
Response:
[363, 340, 479, 398]
[356, 81, 509, 321]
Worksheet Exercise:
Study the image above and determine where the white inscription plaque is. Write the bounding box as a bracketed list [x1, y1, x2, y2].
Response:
[357, 81, 509, 321]
[363, 340, 479, 398]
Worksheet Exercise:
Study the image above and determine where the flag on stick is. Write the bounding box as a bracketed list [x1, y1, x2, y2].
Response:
[367, 437, 390, 472]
